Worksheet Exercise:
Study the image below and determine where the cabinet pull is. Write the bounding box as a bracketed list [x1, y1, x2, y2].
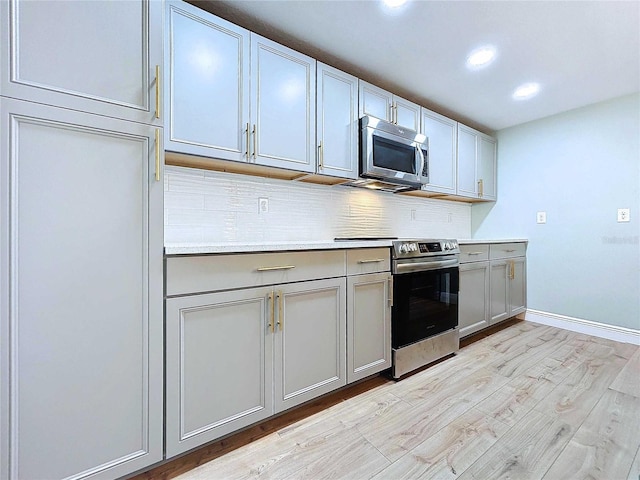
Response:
[276, 290, 283, 331]
[268, 291, 275, 333]
[467, 252, 485, 255]
[388, 276, 393, 307]
[318, 142, 324, 169]
[505, 249, 516, 253]
[478, 178, 484, 197]
[357, 258, 385, 264]
[252, 124, 257, 160]
[245, 123, 251, 158]
[154, 129, 160, 181]
[155, 65, 161, 119]
[509, 261, 515, 280]
[256, 265, 296, 272]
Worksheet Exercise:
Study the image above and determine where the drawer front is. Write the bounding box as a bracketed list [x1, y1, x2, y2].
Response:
[459, 244, 490, 263]
[489, 242, 527, 260]
[166, 250, 346, 296]
[346, 248, 390, 275]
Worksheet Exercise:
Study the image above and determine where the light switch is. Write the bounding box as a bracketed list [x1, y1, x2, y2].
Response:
[536, 211, 546, 224]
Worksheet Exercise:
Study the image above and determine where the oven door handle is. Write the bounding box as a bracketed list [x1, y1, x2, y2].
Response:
[394, 258, 459, 274]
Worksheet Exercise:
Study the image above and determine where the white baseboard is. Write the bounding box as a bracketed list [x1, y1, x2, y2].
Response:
[524, 309, 640, 346]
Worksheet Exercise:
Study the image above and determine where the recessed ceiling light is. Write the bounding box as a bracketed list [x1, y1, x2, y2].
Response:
[466, 46, 497, 69]
[382, 0, 407, 8]
[513, 83, 541, 100]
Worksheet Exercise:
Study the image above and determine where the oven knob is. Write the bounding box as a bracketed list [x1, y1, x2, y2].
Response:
[399, 244, 408, 254]
[410, 243, 417, 252]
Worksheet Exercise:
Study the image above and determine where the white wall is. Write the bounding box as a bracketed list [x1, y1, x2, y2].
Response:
[473, 93, 640, 330]
[165, 166, 472, 244]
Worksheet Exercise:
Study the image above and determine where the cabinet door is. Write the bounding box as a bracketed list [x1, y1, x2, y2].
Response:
[393, 95, 421, 131]
[165, 1, 250, 162]
[251, 34, 316, 173]
[347, 273, 392, 383]
[478, 133, 497, 201]
[165, 287, 274, 458]
[459, 262, 490, 337]
[421, 109, 457, 195]
[274, 278, 346, 413]
[490, 260, 510, 324]
[358, 80, 392, 122]
[509, 257, 527, 317]
[316, 63, 358, 179]
[0, 0, 162, 126]
[0, 98, 163, 480]
[457, 124, 478, 198]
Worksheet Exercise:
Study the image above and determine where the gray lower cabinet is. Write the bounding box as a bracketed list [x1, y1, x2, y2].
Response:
[459, 261, 490, 337]
[490, 256, 527, 323]
[459, 242, 526, 338]
[346, 272, 392, 383]
[165, 286, 274, 458]
[0, 98, 164, 480]
[345, 248, 392, 383]
[165, 258, 346, 458]
[275, 278, 346, 412]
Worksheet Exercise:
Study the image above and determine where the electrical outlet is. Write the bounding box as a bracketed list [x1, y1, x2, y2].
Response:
[536, 211, 546, 224]
[617, 208, 630, 222]
[258, 197, 269, 214]
[410, 209, 416, 221]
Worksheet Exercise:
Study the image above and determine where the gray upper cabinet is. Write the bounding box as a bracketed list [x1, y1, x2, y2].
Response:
[164, 0, 250, 162]
[250, 34, 316, 173]
[165, 1, 316, 173]
[0, 98, 164, 480]
[316, 63, 359, 179]
[456, 124, 497, 201]
[421, 108, 457, 195]
[358, 80, 421, 132]
[0, 0, 163, 126]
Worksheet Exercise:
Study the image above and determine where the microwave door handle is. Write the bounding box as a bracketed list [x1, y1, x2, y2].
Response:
[417, 146, 426, 182]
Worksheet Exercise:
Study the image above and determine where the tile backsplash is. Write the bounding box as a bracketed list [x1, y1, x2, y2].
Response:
[164, 166, 472, 244]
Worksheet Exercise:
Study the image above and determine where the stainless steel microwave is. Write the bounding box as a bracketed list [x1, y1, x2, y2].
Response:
[360, 115, 428, 190]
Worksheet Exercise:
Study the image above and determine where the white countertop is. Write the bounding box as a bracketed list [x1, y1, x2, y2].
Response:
[457, 239, 528, 244]
[164, 239, 395, 255]
[165, 238, 528, 255]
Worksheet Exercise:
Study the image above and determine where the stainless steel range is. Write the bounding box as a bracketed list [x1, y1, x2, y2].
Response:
[391, 239, 460, 379]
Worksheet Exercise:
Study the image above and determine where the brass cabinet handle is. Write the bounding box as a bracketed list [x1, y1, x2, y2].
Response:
[256, 265, 296, 272]
[276, 290, 283, 331]
[478, 178, 484, 197]
[252, 124, 257, 160]
[318, 142, 324, 170]
[245, 123, 251, 158]
[155, 65, 160, 119]
[154, 129, 160, 181]
[357, 259, 385, 264]
[509, 261, 515, 279]
[268, 291, 274, 333]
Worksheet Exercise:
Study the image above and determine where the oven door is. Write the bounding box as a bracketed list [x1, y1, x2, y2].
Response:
[392, 266, 459, 349]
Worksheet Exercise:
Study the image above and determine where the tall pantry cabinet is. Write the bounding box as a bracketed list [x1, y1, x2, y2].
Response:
[0, 2, 164, 479]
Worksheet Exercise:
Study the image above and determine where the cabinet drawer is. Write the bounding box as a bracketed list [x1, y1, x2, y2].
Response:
[459, 244, 490, 263]
[346, 248, 390, 275]
[166, 250, 346, 296]
[489, 242, 527, 260]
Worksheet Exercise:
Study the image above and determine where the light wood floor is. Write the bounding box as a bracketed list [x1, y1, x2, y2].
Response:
[136, 320, 640, 480]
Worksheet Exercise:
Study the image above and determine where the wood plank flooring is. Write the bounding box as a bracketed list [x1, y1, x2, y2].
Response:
[134, 320, 640, 480]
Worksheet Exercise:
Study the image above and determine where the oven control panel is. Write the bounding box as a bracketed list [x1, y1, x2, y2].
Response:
[393, 239, 459, 258]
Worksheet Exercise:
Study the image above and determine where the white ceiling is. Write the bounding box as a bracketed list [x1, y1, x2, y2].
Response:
[195, 0, 640, 133]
